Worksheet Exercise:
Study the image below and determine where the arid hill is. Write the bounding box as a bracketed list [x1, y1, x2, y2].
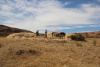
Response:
[0, 25, 100, 67]
[0, 25, 33, 37]
[0, 37, 100, 67]
[74, 31, 100, 38]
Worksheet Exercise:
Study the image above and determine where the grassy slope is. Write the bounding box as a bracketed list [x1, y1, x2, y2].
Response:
[0, 37, 100, 67]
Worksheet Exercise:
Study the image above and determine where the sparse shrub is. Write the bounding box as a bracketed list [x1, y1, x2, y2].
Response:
[63, 40, 67, 43]
[0, 43, 2, 48]
[8, 48, 13, 55]
[16, 50, 25, 55]
[60, 40, 67, 43]
[16, 50, 40, 55]
[29, 50, 37, 55]
[90, 36, 93, 38]
[85, 33, 88, 38]
[93, 40, 97, 46]
[96, 35, 100, 38]
[71, 34, 85, 41]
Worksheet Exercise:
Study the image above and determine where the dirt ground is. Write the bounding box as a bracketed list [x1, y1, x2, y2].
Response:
[0, 37, 100, 67]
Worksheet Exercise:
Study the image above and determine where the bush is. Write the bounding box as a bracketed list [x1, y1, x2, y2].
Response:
[93, 40, 97, 46]
[71, 34, 85, 41]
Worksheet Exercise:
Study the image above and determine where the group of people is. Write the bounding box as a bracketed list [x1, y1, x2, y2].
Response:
[36, 30, 47, 38]
[36, 30, 65, 39]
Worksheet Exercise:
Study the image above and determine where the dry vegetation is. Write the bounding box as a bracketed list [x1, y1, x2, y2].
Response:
[0, 37, 100, 67]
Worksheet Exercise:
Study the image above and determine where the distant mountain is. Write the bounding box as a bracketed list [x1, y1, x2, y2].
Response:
[0, 25, 33, 37]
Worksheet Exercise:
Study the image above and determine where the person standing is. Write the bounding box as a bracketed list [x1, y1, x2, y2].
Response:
[36, 30, 39, 37]
[44, 30, 47, 38]
[52, 32, 54, 37]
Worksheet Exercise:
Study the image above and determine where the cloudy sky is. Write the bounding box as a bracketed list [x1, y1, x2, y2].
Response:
[0, 0, 100, 33]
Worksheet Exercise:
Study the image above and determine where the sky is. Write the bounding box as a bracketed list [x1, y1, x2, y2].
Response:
[0, 0, 100, 33]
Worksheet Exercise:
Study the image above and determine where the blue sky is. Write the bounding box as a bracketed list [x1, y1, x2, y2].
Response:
[0, 0, 100, 33]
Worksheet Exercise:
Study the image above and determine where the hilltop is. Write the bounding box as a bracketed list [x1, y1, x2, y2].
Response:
[0, 25, 33, 37]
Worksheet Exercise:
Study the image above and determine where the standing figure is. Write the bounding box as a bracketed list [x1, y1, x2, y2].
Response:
[52, 32, 54, 37]
[36, 30, 39, 37]
[44, 30, 47, 38]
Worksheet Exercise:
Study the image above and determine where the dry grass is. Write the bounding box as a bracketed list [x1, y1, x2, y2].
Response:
[0, 37, 100, 67]
[93, 39, 97, 46]
[76, 42, 83, 47]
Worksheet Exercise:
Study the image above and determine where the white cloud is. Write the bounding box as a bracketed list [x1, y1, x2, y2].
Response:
[0, 0, 5, 3]
[98, 0, 100, 2]
[0, 0, 100, 33]
[74, 26, 84, 28]
[64, 2, 69, 5]
[89, 25, 98, 27]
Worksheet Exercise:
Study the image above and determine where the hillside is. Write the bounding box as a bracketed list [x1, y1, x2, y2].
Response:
[74, 31, 100, 38]
[0, 25, 100, 67]
[0, 37, 100, 67]
[0, 25, 33, 37]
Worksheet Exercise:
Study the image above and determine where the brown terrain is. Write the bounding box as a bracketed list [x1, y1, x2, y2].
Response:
[75, 31, 100, 38]
[0, 25, 33, 37]
[0, 25, 100, 67]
